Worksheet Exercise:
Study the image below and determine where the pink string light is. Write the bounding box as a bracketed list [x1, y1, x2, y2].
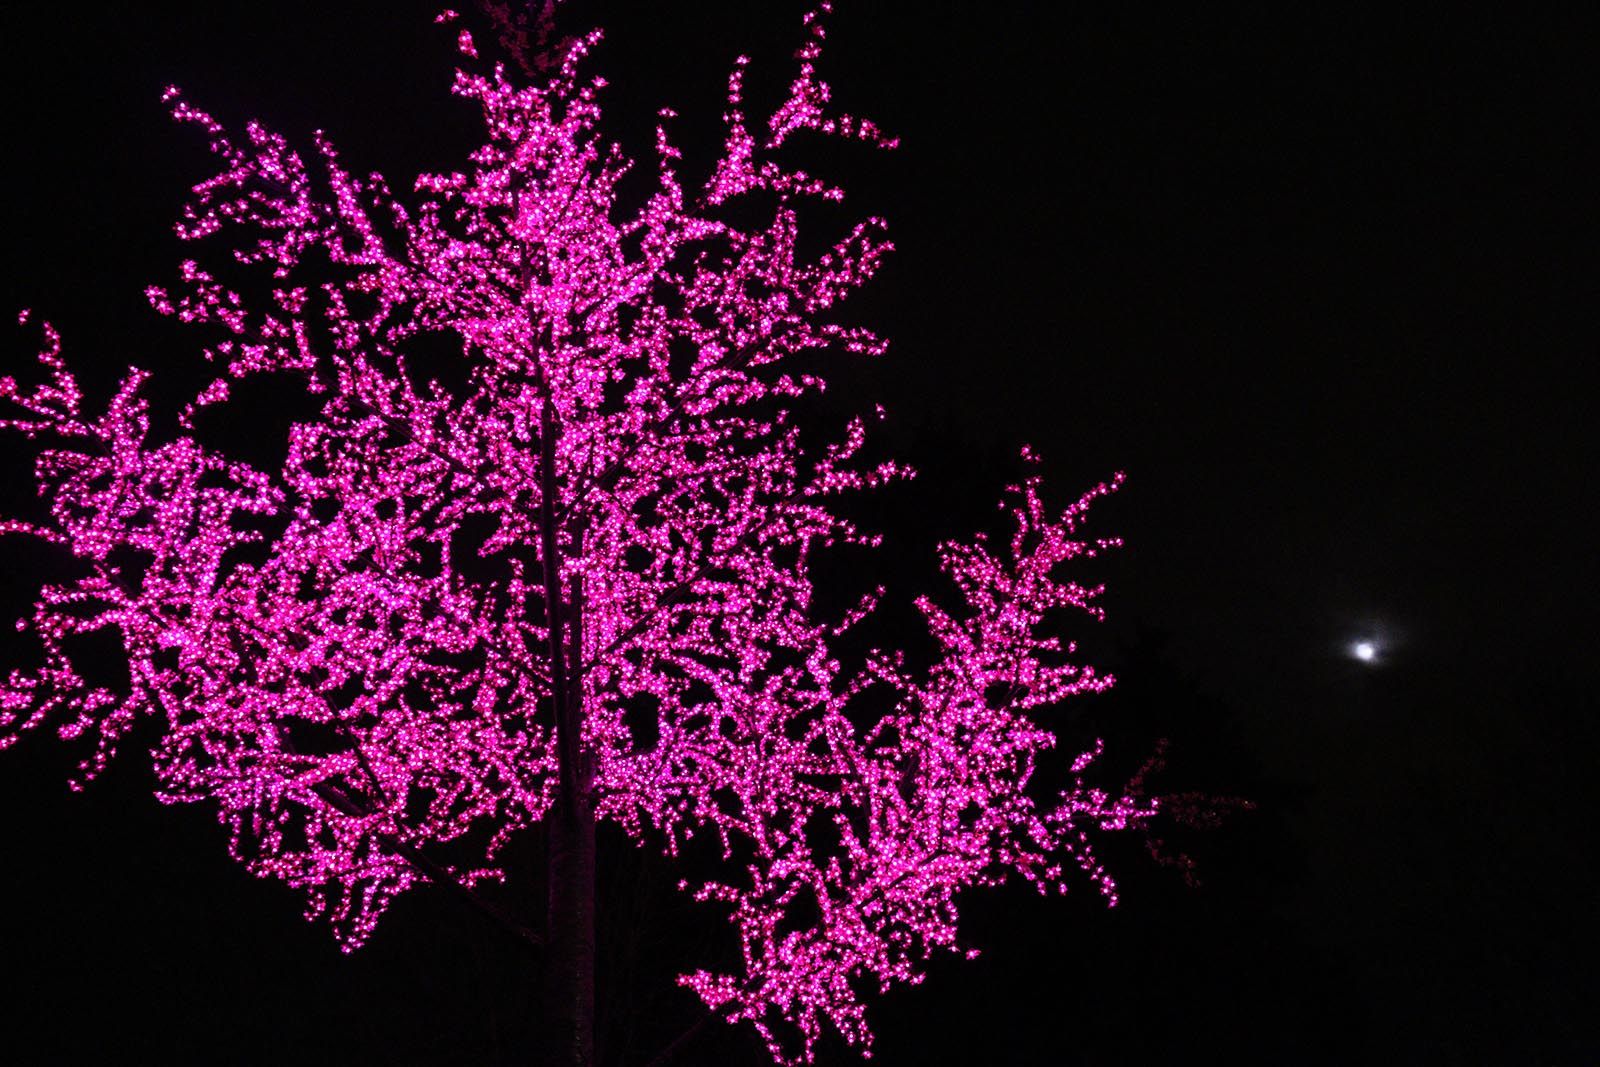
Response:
[1, 6, 1162, 1062]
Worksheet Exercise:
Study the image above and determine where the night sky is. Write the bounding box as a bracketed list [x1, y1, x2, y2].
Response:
[0, 3, 1593, 1064]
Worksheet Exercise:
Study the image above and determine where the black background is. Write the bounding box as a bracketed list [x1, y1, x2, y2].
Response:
[0, 2, 1593, 1063]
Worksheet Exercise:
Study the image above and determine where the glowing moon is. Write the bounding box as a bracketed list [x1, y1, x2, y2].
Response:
[1352, 641, 1377, 662]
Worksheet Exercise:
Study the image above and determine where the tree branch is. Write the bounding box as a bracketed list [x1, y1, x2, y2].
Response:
[641, 1003, 725, 1067]
[311, 777, 545, 953]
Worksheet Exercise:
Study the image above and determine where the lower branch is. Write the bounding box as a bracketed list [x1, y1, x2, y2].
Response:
[641, 1004, 724, 1067]
[310, 778, 544, 953]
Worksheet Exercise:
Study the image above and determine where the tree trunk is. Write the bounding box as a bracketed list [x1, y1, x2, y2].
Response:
[544, 786, 595, 1066]
[535, 382, 595, 1066]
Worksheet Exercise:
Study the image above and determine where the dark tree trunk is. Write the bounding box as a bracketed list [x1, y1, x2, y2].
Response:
[536, 386, 595, 1067]
[544, 786, 596, 1066]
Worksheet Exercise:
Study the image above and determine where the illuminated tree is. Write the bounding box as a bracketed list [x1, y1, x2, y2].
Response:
[0, 5, 1176, 1064]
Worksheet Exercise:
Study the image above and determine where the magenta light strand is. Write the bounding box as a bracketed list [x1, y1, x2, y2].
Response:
[1, 7, 1156, 1063]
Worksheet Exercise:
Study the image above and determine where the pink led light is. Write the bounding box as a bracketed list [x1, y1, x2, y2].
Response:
[1, 6, 1168, 1062]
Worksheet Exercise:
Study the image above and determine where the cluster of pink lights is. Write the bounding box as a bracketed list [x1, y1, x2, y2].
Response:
[1, 6, 1161, 1062]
